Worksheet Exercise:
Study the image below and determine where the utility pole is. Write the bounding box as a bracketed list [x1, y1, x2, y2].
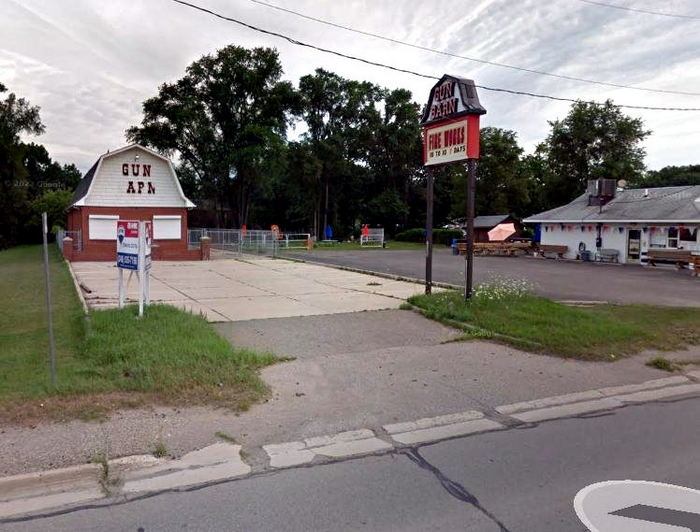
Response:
[425, 167, 434, 294]
[41, 212, 57, 388]
[465, 159, 477, 300]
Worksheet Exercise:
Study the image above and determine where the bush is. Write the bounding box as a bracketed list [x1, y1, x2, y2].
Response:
[394, 227, 463, 246]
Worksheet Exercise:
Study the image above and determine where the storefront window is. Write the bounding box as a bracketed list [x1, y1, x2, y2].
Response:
[667, 227, 679, 248]
[679, 227, 697, 242]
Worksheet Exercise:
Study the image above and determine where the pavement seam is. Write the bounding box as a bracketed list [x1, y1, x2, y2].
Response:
[3, 376, 700, 519]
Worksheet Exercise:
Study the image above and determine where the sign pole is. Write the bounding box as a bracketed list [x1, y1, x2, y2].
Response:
[465, 159, 477, 300]
[41, 212, 57, 388]
[425, 167, 434, 295]
[118, 268, 125, 308]
[137, 221, 145, 318]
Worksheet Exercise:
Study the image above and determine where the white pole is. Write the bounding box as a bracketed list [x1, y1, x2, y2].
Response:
[118, 267, 124, 309]
[41, 212, 57, 388]
[138, 221, 145, 318]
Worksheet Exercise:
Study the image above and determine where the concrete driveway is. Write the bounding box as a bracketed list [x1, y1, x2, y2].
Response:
[70, 258, 428, 322]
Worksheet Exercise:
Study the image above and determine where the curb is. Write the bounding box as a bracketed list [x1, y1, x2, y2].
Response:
[2, 375, 699, 520]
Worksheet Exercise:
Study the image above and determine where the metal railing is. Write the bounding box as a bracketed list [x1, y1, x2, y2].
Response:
[56, 229, 82, 252]
[188, 228, 315, 257]
[360, 228, 384, 247]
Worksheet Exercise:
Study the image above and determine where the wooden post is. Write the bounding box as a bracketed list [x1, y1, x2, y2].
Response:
[425, 167, 434, 295]
[465, 159, 477, 300]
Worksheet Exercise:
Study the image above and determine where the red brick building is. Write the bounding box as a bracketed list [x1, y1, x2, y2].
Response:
[65, 144, 201, 261]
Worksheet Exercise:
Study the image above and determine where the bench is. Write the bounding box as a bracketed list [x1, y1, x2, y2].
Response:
[647, 249, 693, 269]
[596, 248, 619, 263]
[538, 244, 568, 259]
[693, 255, 700, 277]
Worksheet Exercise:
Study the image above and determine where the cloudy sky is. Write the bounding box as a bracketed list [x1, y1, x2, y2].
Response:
[2, 0, 699, 172]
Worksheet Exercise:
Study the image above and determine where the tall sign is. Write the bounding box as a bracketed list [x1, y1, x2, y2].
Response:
[420, 75, 486, 298]
[117, 220, 152, 317]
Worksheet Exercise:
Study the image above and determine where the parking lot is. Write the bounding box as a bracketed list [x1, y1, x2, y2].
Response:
[70, 257, 428, 321]
[285, 248, 700, 307]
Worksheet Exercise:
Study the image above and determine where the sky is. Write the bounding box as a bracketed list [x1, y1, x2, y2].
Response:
[1, 0, 699, 173]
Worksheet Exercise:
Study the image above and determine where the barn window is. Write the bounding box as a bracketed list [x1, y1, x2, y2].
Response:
[88, 215, 118, 240]
[153, 215, 182, 240]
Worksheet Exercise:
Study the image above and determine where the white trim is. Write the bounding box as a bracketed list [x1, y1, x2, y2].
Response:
[88, 214, 119, 220]
[152, 215, 182, 220]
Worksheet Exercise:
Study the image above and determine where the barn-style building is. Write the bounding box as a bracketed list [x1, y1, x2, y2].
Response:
[64, 144, 200, 261]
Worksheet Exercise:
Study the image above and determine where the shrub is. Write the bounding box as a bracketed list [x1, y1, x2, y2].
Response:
[395, 228, 463, 246]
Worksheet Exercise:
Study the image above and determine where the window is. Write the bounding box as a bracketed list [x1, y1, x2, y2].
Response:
[679, 227, 697, 242]
[667, 227, 679, 248]
[153, 215, 182, 240]
[88, 215, 118, 240]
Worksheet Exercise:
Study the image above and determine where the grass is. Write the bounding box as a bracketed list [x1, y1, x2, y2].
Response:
[0, 245, 277, 425]
[152, 441, 169, 458]
[408, 289, 700, 361]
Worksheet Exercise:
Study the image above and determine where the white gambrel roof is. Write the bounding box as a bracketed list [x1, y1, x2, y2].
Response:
[524, 186, 700, 224]
[71, 144, 195, 208]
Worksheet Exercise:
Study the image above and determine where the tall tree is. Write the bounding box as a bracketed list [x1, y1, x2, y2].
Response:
[127, 46, 299, 227]
[297, 69, 383, 238]
[537, 100, 650, 209]
[0, 83, 45, 248]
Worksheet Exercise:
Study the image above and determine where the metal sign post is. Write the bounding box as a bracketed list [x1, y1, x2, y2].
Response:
[420, 75, 486, 300]
[425, 168, 435, 294]
[41, 212, 57, 388]
[465, 159, 477, 300]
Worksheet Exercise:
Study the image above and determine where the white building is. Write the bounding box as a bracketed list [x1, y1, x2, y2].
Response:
[523, 181, 700, 264]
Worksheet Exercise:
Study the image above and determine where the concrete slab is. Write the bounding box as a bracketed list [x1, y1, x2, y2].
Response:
[70, 258, 424, 322]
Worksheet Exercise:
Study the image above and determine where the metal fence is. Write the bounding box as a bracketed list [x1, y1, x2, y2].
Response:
[360, 228, 384, 247]
[55, 229, 82, 252]
[188, 228, 314, 257]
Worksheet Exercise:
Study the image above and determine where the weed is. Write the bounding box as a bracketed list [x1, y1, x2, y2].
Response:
[646, 357, 679, 372]
[153, 441, 169, 458]
[214, 431, 237, 444]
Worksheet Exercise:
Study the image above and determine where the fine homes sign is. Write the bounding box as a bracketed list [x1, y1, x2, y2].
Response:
[421, 75, 486, 299]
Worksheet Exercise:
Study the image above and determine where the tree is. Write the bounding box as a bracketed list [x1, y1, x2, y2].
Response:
[537, 100, 650, 209]
[448, 127, 531, 219]
[0, 83, 45, 248]
[631, 165, 700, 188]
[127, 46, 299, 227]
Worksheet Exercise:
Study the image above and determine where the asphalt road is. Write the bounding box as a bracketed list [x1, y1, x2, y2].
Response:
[6, 396, 699, 531]
[284, 248, 700, 306]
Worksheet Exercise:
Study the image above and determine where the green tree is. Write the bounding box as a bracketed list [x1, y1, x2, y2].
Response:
[0, 83, 45, 248]
[537, 100, 650, 209]
[127, 45, 299, 227]
[448, 127, 531, 219]
[631, 165, 700, 188]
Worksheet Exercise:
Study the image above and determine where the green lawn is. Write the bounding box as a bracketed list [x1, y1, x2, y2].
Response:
[408, 289, 700, 360]
[0, 245, 276, 424]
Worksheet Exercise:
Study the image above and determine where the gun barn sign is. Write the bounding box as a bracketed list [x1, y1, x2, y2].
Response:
[420, 74, 486, 299]
[421, 75, 486, 166]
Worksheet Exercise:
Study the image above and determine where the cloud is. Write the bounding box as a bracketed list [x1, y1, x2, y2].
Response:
[1, 0, 698, 172]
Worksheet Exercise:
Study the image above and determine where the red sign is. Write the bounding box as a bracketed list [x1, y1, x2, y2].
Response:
[422, 116, 481, 165]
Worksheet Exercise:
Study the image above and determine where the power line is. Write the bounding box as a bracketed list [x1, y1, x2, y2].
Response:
[576, 0, 700, 20]
[170, 0, 700, 111]
[244, 0, 700, 97]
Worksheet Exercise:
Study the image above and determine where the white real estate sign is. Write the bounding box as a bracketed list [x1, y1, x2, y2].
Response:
[116, 220, 151, 316]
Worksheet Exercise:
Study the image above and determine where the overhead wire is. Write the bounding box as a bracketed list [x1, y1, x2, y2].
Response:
[576, 0, 700, 20]
[244, 0, 700, 97]
[170, 0, 700, 112]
